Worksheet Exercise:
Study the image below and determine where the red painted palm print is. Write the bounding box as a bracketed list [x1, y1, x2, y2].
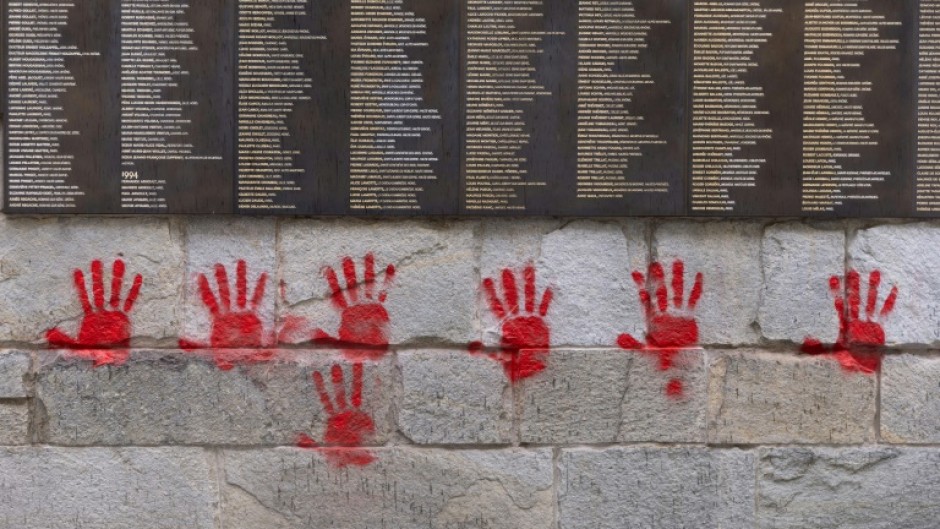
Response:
[46, 259, 142, 367]
[618, 260, 702, 397]
[314, 254, 396, 361]
[470, 265, 554, 382]
[296, 363, 376, 468]
[802, 269, 898, 374]
[179, 260, 274, 370]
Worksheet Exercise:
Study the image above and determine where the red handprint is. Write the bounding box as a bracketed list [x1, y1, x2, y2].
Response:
[179, 260, 274, 370]
[802, 269, 898, 374]
[470, 264, 554, 382]
[296, 363, 376, 468]
[618, 260, 703, 397]
[46, 259, 142, 367]
[313, 254, 396, 361]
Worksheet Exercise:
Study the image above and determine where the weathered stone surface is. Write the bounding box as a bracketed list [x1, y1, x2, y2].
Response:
[758, 447, 940, 528]
[537, 220, 647, 347]
[182, 217, 278, 346]
[398, 349, 512, 444]
[0, 447, 217, 529]
[848, 223, 940, 345]
[279, 219, 478, 345]
[479, 220, 646, 348]
[0, 351, 29, 398]
[882, 353, 940, 443]
[0, 403, 28, 445]
[759, 223, 844, 344]
[0, 216, 183, 343]
[34, 350, 393, 445]
[707, 351, 876, 444]
[559, 447, 755, 529]
[518, 349, 706, 443]
[222, 448, 554, 529]
[653, 221, 763, 345]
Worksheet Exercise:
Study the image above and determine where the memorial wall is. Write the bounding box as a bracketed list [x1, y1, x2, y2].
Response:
[0, 0, 933, 216]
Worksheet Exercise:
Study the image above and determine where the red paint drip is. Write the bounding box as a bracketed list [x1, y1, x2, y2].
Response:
[298, 362, 377, 468]
[179, 260, 276, 370]
[801, 269, 897, 375]
[470, 264, 553, 383]
[618, 260, 702, 396]
[316, 254, 395, 361]
[46, 259, 142, 368]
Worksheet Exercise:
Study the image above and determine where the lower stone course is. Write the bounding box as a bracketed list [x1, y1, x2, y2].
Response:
[0, 445, 939, 527]
[0, 447, 218, 529]
[222, 447, 555, 529]
[559, 447, 756, 529]
[34, 350, 394, 446]
[758, 447, 940, 529]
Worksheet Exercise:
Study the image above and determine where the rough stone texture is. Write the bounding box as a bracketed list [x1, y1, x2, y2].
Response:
[0, 403, 28, 445]
[848, 223, 940, 345]
[34, 350, 393, 445]
[759, 222, 844, 344]
[518, 349, 706, 443]
[653, 221, 763, 345]
[0, 447, 217, 529]
[758, 447, 940, 529]
[881, 353, 940, 443]
[222, 448, 554, 529]
[182, 217, 278, 346]
[478, 220, 646, 348]
[708, 350, 876, 444]
[0, 351, 29, 398]
[279, 219, 478, 345]
[537, 221, 647, 347]
[398, 349, 512, 444]
[0, 216, 184, 344]
[559, 447, 755, 529]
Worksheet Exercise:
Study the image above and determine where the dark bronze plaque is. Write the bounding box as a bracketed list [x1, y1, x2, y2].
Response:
[0, 0, 935, 217]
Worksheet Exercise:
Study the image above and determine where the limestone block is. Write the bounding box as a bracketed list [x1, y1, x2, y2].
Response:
[848, 223, 940, 345]
[881, 353, 940, 443]
[182, 217, 278, 347]
[279, 219, 478, 346]
[653, 221, 763, 345]
[34, 350, 393, 446]
[0, 447, 217, 529]
[759, 222, 844, 344]
[758, 447, 940, 528]
[559, 447, 756, 529]
[0, 216, 183, 343]
[398, 349, 512, 444]
[707, 350, 876, 444]
[0, 351, 29, 398]
[518, 349, 706, 443]
[222, 448, 554, 529]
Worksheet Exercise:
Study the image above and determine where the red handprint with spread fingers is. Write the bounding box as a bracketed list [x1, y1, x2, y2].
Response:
[296, 363, 376, 468]
[470, 264, 554, 382]
[802, 269, 898, 374]
[46, 259, 142, 367]
[313, 254, 396, 361]
[179, 260, 274, 370]
[618, 260, 703, 397]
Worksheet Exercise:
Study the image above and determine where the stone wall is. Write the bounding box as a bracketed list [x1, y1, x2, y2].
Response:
[1, 215, 939, 528]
